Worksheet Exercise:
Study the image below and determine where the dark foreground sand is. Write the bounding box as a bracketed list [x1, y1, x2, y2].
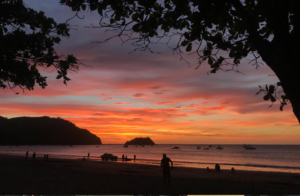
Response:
[1, 154, 300, 194]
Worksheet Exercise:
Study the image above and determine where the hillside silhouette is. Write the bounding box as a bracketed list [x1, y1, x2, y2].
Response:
[0, 116, 101, 145]
[125, 137, 155, 145]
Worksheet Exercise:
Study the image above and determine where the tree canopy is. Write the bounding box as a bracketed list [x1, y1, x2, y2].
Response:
[60, 0, 300, 123]
[0, 0, 80, 91]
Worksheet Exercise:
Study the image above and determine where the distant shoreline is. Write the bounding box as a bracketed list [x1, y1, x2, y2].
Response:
[0, 153, 300, 194]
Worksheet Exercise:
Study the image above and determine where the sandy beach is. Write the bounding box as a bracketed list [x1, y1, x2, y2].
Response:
[0, 154, 300, 194]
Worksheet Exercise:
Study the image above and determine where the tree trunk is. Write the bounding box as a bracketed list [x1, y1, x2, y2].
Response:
[256, 41, 300, 124]
[230, 0, 300, 123]
[273, 58, 300, 124]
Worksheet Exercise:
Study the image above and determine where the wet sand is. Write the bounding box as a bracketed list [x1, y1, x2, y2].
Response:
[0, 154, 300, 194]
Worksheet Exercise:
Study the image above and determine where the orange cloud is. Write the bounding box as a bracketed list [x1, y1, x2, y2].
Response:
[132, 93, 151, 99]
[166, 106, 181, 109]
[153, 101, 176, 106]
[197, 105, 226, 111]
[113, 102, 134, 105]
[184, 104, 199, 109]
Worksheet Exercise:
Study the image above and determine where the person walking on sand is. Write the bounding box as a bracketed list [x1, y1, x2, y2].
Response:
[161, 154, 173, 187]
[134, 155, 136, 160]
[32, 152, 36, 160]
[88, 153, 90, 159]
[25, 151, 28, 160]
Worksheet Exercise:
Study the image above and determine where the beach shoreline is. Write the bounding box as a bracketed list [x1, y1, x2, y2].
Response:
[0, 153, 300, 194]
[3, 151, 300, 174]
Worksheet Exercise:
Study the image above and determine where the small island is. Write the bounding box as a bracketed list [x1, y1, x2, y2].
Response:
[0, 116, 102, 145]
[125, 137, 155, 145]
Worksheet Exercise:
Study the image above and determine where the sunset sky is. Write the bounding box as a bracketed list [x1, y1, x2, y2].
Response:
[1, 0, 300, 144]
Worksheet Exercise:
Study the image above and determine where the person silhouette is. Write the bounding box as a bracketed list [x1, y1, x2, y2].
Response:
[134, 155, 136, 160]
[25, 151, 28, 160]
[215, 164, 220, 172]
[161, 154, 173, 187]
[88, 153, 90, 159]
[32, 152, 36, 160]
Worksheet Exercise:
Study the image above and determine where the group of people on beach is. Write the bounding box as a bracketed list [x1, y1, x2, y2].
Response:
[121, 154, 137, 161]
[25, 151, 49, 160]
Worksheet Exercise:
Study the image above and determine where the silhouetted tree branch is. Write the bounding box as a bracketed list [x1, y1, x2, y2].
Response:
[0, 0, 82, 92]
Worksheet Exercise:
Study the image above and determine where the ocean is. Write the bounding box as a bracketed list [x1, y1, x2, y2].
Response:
[1, 144, 300, 173]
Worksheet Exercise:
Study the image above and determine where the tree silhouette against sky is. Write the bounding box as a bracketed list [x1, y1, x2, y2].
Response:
[60, 0, 300, 123]
[0, 0, 80, 91]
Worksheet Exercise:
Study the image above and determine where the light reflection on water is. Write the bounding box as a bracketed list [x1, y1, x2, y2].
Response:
[1, 144, 300, 173]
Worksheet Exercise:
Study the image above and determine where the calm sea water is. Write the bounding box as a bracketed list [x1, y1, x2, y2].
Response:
[1, 144, 300, 173]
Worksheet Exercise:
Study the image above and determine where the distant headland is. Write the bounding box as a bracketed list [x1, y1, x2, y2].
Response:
[0, 116, 102, 145]
[125, 137, 155, 145]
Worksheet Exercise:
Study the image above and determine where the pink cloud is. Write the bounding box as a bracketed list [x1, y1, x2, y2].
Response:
[103, 97, 119, 101]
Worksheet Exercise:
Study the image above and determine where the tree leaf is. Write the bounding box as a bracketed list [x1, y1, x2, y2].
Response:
[186, 43, 192, 52]
[181, 40, 189, 46]
[81, 4, 86, 10]
[208, 58, 213, 65]
[269, 85, 275, 94]
[263, 94, 270, 101]
[270, 95, 276, 102]
[132, 13, 138, 21]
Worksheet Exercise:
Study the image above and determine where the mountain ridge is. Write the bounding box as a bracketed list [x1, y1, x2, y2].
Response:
[0, 116, 102, 145]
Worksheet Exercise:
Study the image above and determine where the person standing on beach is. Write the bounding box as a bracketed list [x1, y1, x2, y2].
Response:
[134, 155, 136, 160]
[32, 152, 36, 160]
[25, 151, 28, 160]
[88, 153, 90, 159]
[161, 154, 173, 187]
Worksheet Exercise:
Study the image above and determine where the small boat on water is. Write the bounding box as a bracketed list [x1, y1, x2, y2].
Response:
[172, 146, 179, 149]
[243, 144, 256, 150]
[123, 144, 128, 148]
[216, 146, 223, 149]
[204, 148, 209, 150]
[197, 146, 201, 149]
